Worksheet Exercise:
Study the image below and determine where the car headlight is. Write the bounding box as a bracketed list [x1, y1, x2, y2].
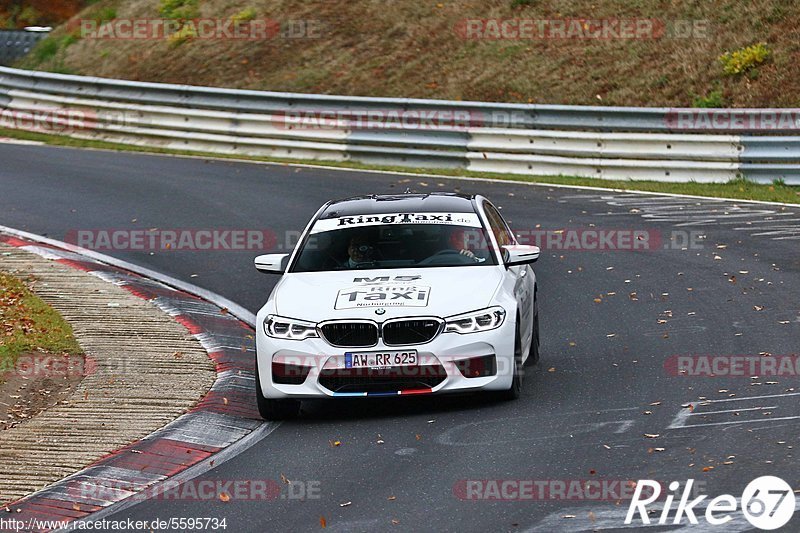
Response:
[444, 306, 506, 334]
[263, 315, 318, 340]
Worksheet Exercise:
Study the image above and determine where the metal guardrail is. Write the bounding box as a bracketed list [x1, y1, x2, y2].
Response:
[0, 66, 798, 183]
[0, 30, 49, 66]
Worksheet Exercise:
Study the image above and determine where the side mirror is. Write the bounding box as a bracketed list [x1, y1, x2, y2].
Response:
[502, 245, 540, 266]
[254, 253, 290, 274]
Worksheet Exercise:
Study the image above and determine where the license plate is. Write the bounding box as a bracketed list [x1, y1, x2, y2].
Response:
[345, 350, 418, 369]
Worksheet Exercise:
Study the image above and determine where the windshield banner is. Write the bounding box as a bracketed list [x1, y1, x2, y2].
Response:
[311, 212, 482, 234]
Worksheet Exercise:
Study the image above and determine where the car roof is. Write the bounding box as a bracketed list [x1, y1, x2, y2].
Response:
[318, 192, 478, 219]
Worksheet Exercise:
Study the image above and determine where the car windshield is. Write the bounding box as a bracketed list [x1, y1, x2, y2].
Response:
[291, 213, 497, 272]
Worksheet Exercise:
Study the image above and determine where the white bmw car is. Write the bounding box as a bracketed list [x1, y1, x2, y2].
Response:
[254, 193, 540, 419]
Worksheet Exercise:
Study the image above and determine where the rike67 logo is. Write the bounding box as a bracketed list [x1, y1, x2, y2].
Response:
[626, 476, 795, 530]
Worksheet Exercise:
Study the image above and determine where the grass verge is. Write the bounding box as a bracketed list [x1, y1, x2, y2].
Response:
[0, 271, 83, 382]
[1, 126, 798, 205]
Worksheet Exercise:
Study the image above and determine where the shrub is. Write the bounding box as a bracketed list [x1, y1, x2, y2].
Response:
[231, 7, 257, 23]
[692, 89, 725, 108]
[167, 22, 198, 46]
[719, 43, 770, 75]
[31, 38, 59, 63]
[92, 6, 117, 23]
[159, 0, 199, 20]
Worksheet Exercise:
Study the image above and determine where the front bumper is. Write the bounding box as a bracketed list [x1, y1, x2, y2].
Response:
[255, 314, 516, 399]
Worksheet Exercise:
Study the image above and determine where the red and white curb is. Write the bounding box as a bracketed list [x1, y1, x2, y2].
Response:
[0, 232, 266, 532]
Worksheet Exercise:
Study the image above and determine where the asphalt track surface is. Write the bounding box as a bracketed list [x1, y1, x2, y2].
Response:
[1, 143, 799, 532]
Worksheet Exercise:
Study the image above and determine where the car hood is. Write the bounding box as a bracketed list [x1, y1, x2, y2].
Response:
[273, 266, 504, 321]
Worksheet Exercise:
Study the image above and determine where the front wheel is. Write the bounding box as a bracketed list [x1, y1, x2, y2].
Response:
[256, 366, 301, 420]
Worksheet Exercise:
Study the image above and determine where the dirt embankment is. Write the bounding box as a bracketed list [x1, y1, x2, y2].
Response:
[17, 0, 799, 107]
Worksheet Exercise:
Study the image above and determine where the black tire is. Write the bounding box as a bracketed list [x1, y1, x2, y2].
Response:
[255, 366, 301, 420]
[526, 294, 540, 366]
[496, 323, 522, 401]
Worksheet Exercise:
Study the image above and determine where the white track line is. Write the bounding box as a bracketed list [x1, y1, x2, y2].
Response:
[671, 414, 800, 429]
[687, 406, 777, 417]
[693, 392, 800, 404]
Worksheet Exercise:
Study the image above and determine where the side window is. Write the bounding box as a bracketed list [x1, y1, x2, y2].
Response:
[483, 202, 514, 247]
